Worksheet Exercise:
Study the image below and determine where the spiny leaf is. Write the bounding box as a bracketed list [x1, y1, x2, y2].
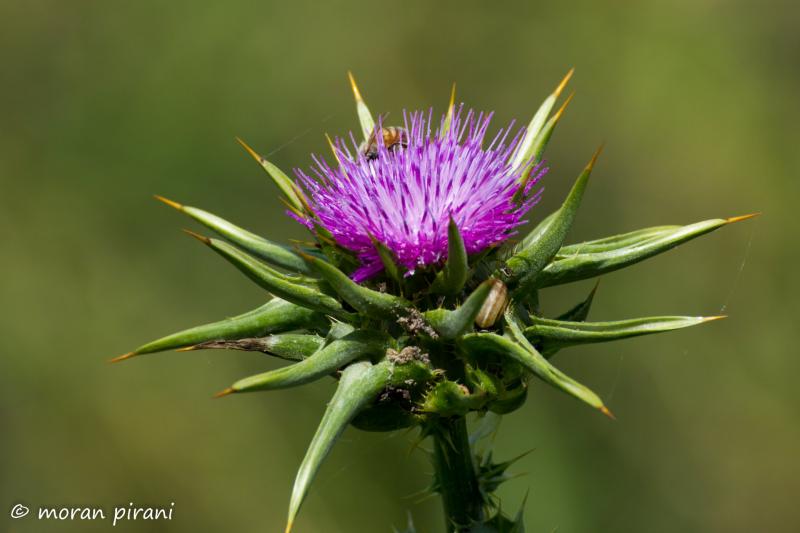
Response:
[555, 280, 599, 322]
[536, 214, 760, 288]
[218, 330, 388, 395]
[504, 147, 602, 295]
[424, 280, 495, 339]
[236, 137, 307, 213]
[431, 217, 469, 295]
[186, 231, 354, 321]
[527, 314, 725, 357]
[556, 225, 677, 257]
[300, 251, 410, 318]
[179, 333, 325, 362]
[110, 299, 326, 363]
[154, 196, 311, 274]
[510, 68, 574, 170]
[348, 71, 376, 141]
[286, 358, 433, 532]
[458, 317, 611, 417]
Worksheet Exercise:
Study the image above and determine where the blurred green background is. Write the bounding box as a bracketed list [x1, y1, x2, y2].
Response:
[2, 1, 797, 531]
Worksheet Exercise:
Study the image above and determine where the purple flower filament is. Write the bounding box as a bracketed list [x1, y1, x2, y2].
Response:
[294, 107, 546, 281]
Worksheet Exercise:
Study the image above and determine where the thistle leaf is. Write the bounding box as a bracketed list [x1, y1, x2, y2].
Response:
[504, 148, 602, 296]
[527, 314, 724, 357]
[347, 71, 376, 141]
[181, 333, 325, 362]
[431, 217, 469, 296]
[458, 312, 610, 416]
[556, 225, 677, 257]
[188, 232, 354, 320]
[154, 196, 311, 274]
[510, 68, 574, 170]
[111, 299, 326, 362]
[236, 137, 307, 213]
[300, 252, 410, 318]
[221, 330, 388, 394]
[286, 358, 432, 532]
[536, 214, 759, 288]
[424, 280, 495, 340]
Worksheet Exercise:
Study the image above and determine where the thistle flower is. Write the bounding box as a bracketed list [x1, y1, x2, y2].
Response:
[294, 109, 546, 281]
[114, 70, 755, 532]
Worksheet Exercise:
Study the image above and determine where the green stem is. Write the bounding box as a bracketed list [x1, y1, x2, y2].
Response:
[431, 416, 484, 531]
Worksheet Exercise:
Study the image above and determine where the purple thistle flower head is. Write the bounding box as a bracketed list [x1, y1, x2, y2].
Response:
[293, 107, 546, 281]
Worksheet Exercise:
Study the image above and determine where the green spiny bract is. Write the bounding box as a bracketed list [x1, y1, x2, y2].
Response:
[114, 70, 755, 533]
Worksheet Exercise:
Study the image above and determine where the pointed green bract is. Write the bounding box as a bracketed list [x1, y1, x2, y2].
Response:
[431, 217, 469, 295]
[459, 309, 609, 414]
[556, 225, 677, 257]
[514, 211, 557, 254]
[187, 334, 325, 361]
[536, 217, 744, 288]
[369, 235, 404, 285]
[195, 234, 353, 320]
[227, 330, 388, 393]
[440, 83, 457, 139]
[236, 138, 307, 213]
[119, 299, 326, 360]
[510, 68, 573, 171]
[504, 148, 601, 295]
[527, 315, 723, 357]
[286, 358, 434, 532]
[348, 71, 376, 141]
[424, 280, 495, 339]
[301, 252, 410, 318]
[156, 197, 311, 274]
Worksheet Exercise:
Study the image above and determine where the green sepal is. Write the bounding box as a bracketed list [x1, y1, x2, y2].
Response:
[192, 233, 354, 321]
[300, 252, 410, 318]
[503, 148, 601, 295]
[155, 196, 311, 274]
[536, 215, 757, 288]
[184, 334, 325, 362]
[236, 138, 307, 214]
[286, 358, 434, 532]
[431, 217, 469, 295]
[226, 330, 389, 394]
[424, 280, 495, 340]
[555, 281, 599, 322]
[527, 314, 724, 357]
[115, 299, 327, 361]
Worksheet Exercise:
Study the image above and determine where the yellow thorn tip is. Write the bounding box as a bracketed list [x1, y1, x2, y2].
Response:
[109, 352, 136, 363]
[153, 195, 183, 210]
[554, 67, 575, 98]
[553, 91, 575, 121]
[726, 213, 761, 224]
[182, 229, 210, 244]
[235, 136, 264, 164]
[600, 405, 616, 420]
[347, 71, 363, 102]
[702, 315, 728, 322]
[213, 387, 236, 399]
